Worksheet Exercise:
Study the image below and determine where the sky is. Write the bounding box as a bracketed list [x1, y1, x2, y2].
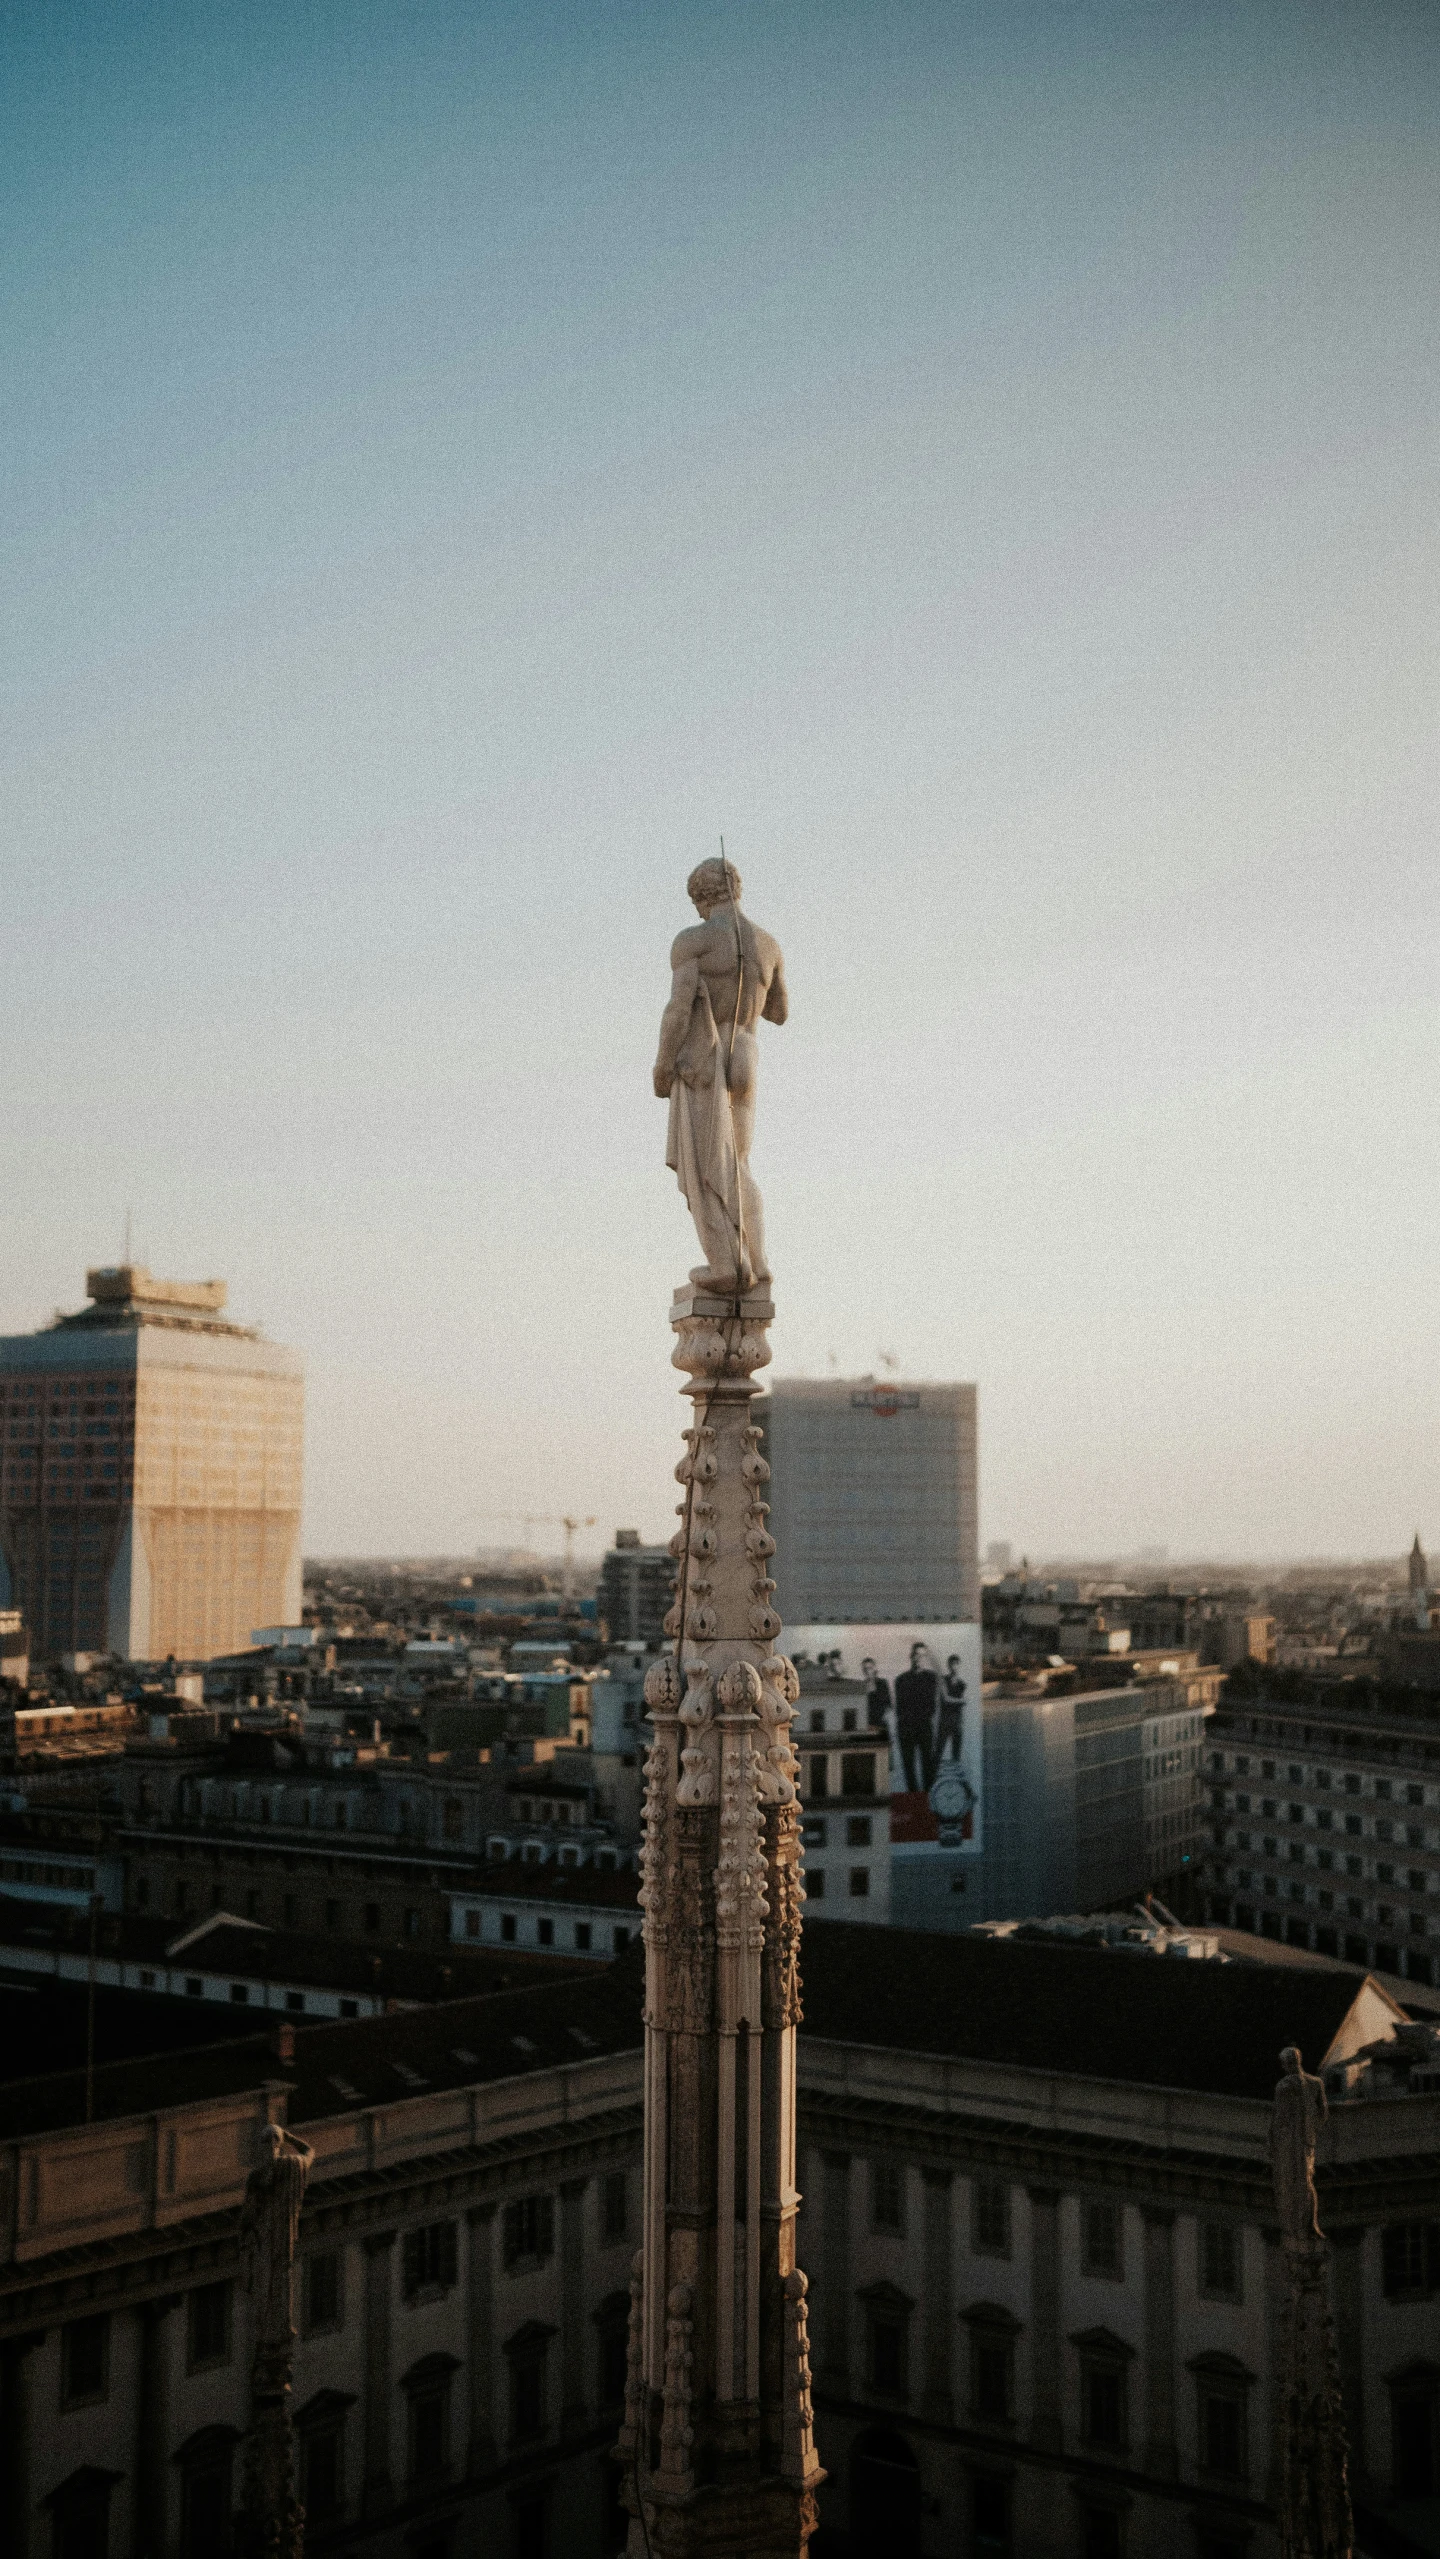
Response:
[2, 0, 1438, 1565]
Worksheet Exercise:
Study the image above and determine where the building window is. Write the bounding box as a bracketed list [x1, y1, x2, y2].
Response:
[404, 1908, 421, 1938]
[1199, 2221, 1243, 2303]
[846, 1816, 873, 1847]
[295, 2391, 354, 2525]
[537, 1918, 555, 1946]
[1078, 2506, 1125, 2559]
[1074, 2332, 1132, 2452]
[1082, 2202, 1123, 2280]
[1383, 2223, 1440, 2300]
[174, 2425, 238, 2557]
[859, 2285, 913, 2399]
[187, 2282, 231, 2372]
[971, 2470, 1011, 2554]
[465, 1909, 481, 1938]
[402, 2353, 458, 2485]
[504, 2194, 556, 2267]
[402, 2222, 458, 2300]
[575, 1921, 592, 1951]
[614, 1926, 631, 1952]
[595, 2292, 631, 2410]
[501, 1913, 518, 1943]
[44, 2465, 118, 2559]
[965, 2312, 1018, 2426]
[363, 1903, 380, 1933]
[60, 2313, 109, 2408]
[808, 1757, 830, 1799]
[506, 2323, 555, 2444]
[603, 2171, 628, 2241]
[809, 1869, 826, 1899]
[1390, 2363, 1439, 2500]
[1190, 2352, 1253, 2481]
[849, 1867, 871, 1898]
[871, 2158, 904, 2234]
[972, 2180, 1011, 2259]
[303, 2251, 343, 2336]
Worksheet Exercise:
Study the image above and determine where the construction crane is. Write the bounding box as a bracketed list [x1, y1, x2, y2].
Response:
[472, 1511, 598, 1605]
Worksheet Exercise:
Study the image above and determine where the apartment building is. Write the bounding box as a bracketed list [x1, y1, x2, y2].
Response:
[0, 1265, 302, 1663]
[1195, 1683, 1440, 1988]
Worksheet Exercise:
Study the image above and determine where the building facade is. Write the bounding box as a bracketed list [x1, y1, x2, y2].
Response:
[794, 1672, 893, 1923]
[0, 1266, 303, 1664]
[1195, 1678, 1440, 1987]
[757, 1379, 979, 1625]
[894, 1665, 1218, 1933]
[1, 1929, 1436, 2558]
[597, 1534, 672, 1647]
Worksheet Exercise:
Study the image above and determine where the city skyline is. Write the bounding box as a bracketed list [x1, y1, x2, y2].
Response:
[4, 3, 1439, 1561]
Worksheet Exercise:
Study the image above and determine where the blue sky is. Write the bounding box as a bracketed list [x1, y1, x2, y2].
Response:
[3, 0, 1438, 1560]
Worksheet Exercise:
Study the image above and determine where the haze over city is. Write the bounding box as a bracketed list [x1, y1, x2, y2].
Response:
[5, 0, 1438, 1561]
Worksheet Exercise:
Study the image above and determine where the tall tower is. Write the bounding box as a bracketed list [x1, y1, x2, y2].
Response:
[1409, 1533, 1430, 1631]
[625, 862, 820, 2553]
[0, 1266, 302, 1661]
[620, 1286, 822, 2556]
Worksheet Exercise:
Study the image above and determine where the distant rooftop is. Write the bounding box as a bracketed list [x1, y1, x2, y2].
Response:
[45, 1263, 259, 1339]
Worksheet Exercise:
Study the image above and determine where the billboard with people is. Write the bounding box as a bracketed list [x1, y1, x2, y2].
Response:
[781, 1621, 983, 1856]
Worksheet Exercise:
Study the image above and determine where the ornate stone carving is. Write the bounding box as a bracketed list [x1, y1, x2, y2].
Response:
[618, 2250, 646, 2463]
[657, 2283, 696, 2490]
[623, 892, 820, 2556]
[236, 2122, 315, 2559]
[763, 1806, 805, 2031]
[781, 2268, 819, 2487]
[1269, 2046, 1354, 2559]
[677, 1674, 718, 1806]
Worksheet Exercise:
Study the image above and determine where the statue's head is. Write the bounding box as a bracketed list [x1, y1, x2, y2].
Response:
[1278, 2044, 1302, 2077]
[262, 2121, 284, 2157]
[687, 856, 742, 917]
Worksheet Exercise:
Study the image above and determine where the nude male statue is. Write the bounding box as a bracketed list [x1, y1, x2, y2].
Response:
[1269, 2043, 1328, 2244]
[654, 857, 788, 1292]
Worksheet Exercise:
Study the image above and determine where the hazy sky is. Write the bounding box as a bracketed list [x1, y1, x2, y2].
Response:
[3, 1, 1438, 1564]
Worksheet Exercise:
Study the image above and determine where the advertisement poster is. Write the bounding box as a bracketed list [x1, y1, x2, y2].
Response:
[781, 1621, 983, 1855]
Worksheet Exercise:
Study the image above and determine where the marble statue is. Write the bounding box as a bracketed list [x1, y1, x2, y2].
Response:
[240, 2121, 315, 2361]
[654, 857, 788, 1293]
[238, 2121, 315, 2557]
[1269, 2043, 1328, 2245]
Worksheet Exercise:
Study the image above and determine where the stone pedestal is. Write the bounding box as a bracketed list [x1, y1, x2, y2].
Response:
[1275, 2239, 1353, 2559]
[620, 1287, 822, 2557]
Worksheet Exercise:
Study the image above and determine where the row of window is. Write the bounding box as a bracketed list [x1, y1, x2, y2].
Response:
[1214, 1754, 1432, 1808]
[54, 2333, 607, 2557]
[136, 1875, 436, 1938]
[462, 1907, 633, 1953]
[863, 2170, 1244, 2299]
[1225, 1873, 1431, 1934]
[860, 2296, 1255, 2481]
[807, 1867, 871, 1899]
[54, 2185, 635, 2410]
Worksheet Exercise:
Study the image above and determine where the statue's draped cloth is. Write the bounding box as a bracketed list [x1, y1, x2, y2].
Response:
[666, 980, 747, 1287]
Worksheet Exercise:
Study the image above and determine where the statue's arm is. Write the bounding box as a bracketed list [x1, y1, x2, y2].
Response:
[655, 950, 702, 1098]
[762, 948, 789, 1026]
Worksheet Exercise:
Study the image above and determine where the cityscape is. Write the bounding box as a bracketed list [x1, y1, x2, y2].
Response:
[4, 10, 1439, 2559]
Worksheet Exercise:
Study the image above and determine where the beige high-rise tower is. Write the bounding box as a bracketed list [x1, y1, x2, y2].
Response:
[621, 865, 821, 2556]
[0, 1265, 302, 1662]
